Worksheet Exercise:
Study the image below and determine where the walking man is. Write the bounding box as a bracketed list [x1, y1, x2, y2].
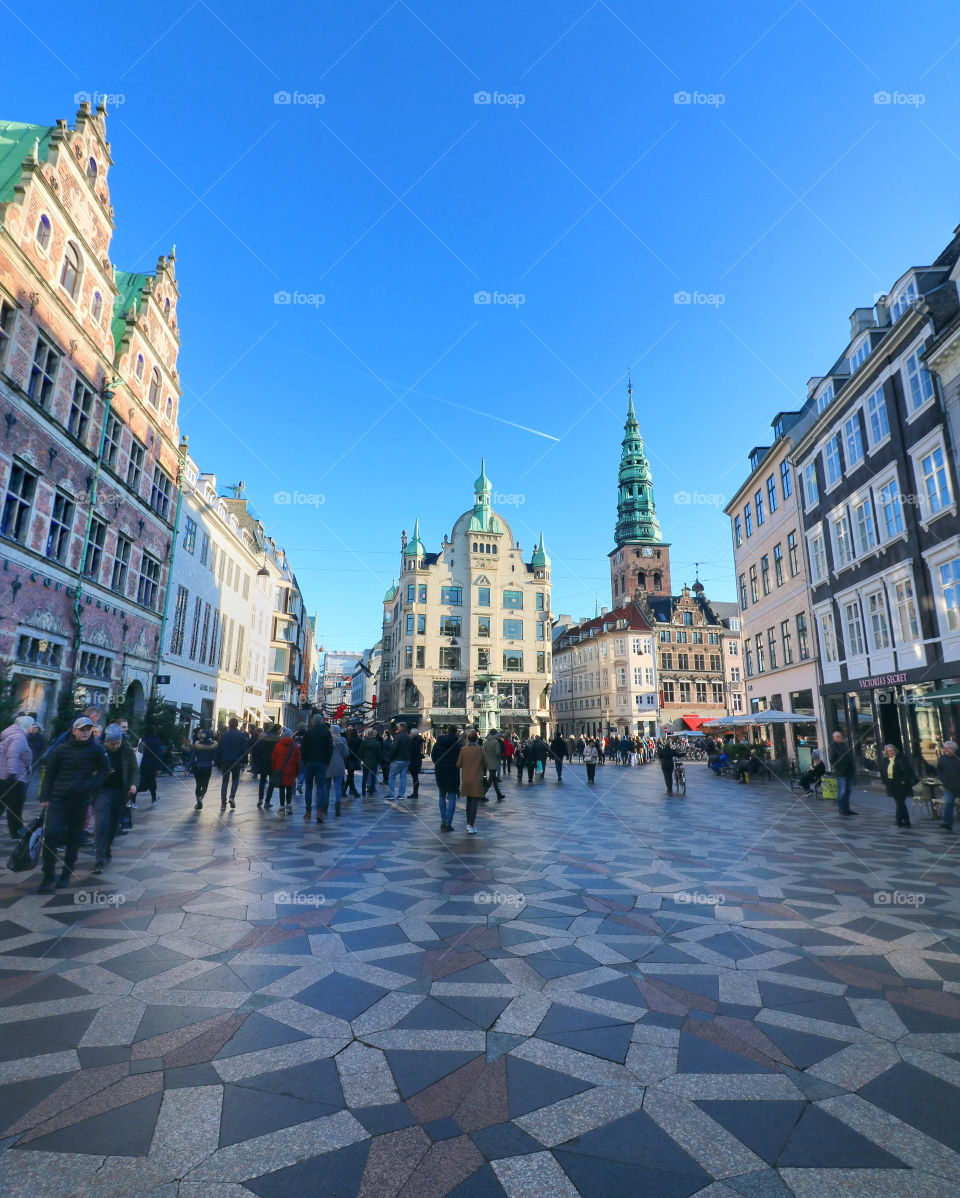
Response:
[482, 728, 505, 800]
[38, 717, 110, 893]
[938, 740, 960, 832]
[828, 730, 858, 816]
[387, 722, 412, 800]
[93, 724, 138, 874]
[300, 716, 332, 817]
[432, 725, 461, 830]
[549, 731, 567, 781]
[657, 739, 680, 796]
[217, 718, 249, 810]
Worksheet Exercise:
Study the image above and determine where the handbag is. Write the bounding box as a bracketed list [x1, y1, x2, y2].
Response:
[270, 742, 297, 789]
[7, 815, 44, 872]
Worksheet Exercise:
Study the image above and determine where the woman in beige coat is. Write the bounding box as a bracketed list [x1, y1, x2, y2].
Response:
[457, 730, 486, 835]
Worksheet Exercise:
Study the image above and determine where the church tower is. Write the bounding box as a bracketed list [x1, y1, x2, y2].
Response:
[609, 378, 672, 603]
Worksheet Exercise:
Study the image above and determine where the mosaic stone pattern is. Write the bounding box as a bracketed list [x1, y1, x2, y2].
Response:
[0, 763, 959, 1196]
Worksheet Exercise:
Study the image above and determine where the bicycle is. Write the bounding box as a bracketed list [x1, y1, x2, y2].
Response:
[673, 761, 686, 795]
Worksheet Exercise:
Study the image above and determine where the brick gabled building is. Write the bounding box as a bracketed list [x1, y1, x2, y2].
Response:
[0, 100, 184, 728]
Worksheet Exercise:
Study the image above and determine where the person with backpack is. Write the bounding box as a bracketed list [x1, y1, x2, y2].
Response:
[317, 725, 347, 820]
[190, 728, 218, 808]
[37, 716, 110, 892]
[92, 724, 139, 875]
[526, 735, 548, 783]
[882, 744, 917, 829]
[270, 728, 301, 814]
[432, 725, 461, 830]
[0, 716, 33, 839]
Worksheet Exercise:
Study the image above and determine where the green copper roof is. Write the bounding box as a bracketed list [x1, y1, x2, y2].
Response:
[614, 384, 661, 547]
[111, 270, 149, 355]
[384, 578, 398, 602]
[404, 517, 425, 557]
[474, 457, 491, 496]
[0, 121, 54, 206]
[531, 530, 551, 568]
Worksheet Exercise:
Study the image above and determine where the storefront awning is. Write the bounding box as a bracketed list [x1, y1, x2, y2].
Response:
[682, 715, 705, 730]
[913, 683, 960, 704]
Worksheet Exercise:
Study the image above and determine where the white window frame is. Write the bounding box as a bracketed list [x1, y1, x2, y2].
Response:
[802, 461, 819, 509]
[924, 542, 960, 653]
[871, 468, 906, 544]
[817, 608, 838, 663]
[849, 333, 872, 372]
[807, 529, 827, 585]
[903, 347, 936, 419]
[852, 493, 877, 556]
[865, 589, 891, 651]
[816, 380, 835, 413]
[865, 385, 891, 451]
[844, 412, 865, 469]
[888, 276, 918, 323]
[909, 429, 955, 527]
[824, 435, 843, 492]
[842, 599, 866, 660]
[827, 505, 854, 570]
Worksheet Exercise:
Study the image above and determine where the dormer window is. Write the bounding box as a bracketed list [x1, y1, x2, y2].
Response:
[816, 381, 834, 413]
[889, 278, 918, 322]
[849, 336, 871, 372]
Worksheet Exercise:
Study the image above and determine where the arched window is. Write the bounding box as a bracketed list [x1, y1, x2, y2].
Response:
[135, 354, 144, 381]
[653, 572, 662, 590]
[492, 545, 497, 554]
[637, 571, 645, 589]
[472, 542, 477, 552]
[59, 242, 82, 298]
[91, 291, 102, 321]
[148, 367, 161, 408]
[165, 395, 173, 423]
[163, 298, 170, 318]
[36, 214, 51, 251]
[86, 157, 98, 184]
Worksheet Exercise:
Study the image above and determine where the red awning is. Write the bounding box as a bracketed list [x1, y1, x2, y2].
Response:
[682, 715, 705, 730]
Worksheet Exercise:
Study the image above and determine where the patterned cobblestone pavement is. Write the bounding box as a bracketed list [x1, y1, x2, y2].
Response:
[1, 760, 959, 1197]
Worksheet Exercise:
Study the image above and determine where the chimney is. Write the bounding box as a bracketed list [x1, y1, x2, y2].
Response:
[849, 307, 877, 338]
[601, 606, 609, 616]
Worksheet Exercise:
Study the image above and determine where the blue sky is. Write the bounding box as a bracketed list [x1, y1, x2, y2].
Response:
[8, 1, 960, 651]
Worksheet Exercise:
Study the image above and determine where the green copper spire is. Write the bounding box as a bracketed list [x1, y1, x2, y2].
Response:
[531, 531, 550, 568]
[404, 517, 425, 557]
[614, 378, 661, 547]
[384, 578, 398, 602]
[469, 458, 502, 533]
[474, 458, 491, 499]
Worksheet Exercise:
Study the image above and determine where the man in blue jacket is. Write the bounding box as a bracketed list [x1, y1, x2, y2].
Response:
[217, 718, 250, 810]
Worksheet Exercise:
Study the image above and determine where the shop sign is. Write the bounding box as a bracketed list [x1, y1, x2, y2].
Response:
[856, 673, 908, 690]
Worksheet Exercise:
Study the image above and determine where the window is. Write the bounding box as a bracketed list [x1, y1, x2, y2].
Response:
[135, 354, 144, 381]
[406, 613, 414, 635]
[418, 584, 427, 603]
[765, 627, 777, 669]
[832, 513, 853, 567]
[183, 516, 197, 553]
[45, 490, 75, 561]
[796, 613, 809, 659]
[148, 367, 161, 408]
[503, 618, 522, 639]
[36, 214, 51, 250]
[894, 579, 920, 642]
[83, 518, 107, 579]
[940, 559, 960, 632]
[536, 592, 545, 610]
[199, 534, 209, 566]
[440, 586, 462, 606]
[60, 242, 82, 298]
[416, 645, 425, 668]
[661, 651, 673, 670]
[889, 279, 917, 321]
[709, 653, 721, 670]
[696, 681, 708, 703]
[904, 350, 934, 411]
[867, 591, 890, 650]
[477, 586, 490, 606]
[817, 381, 834, 412]
[91, 291, 102, 322]
[676, 629, 688, 643]
[866, 387, 889, 446]
[879, 480, 904, 538]
[678, 681, 691, 702]
[844, 414, 864, 468]
[0, 298, 14, 367]
[809, 532, 827, 583]
[677, 653, 689, 670]
[825, 437, 842, 487]
[406, 583, 415, 602]
[744, 642, 753, 677]
[28, 335, 60, 407]
[755, 490, 765, 526]
[127, 437, 145, 492]
[850, 336, 871, 371]
[773, 544, 784, 587]
[920, 446, 951, 515]
[440, 615, 462, 636]
[749, 565, 758, 604]
[111, 535, 131, 592]
[537, 621, 546, 640]
[712, 682, 724, 704]
[170, 585, 189, 654]
[478, 616, 490, 638]
[780, 460, 792, 499]
[693, 652, 705, 670]
[503, 649, 523, 672]
[738, 573, 747, 610]
[187, 597, 202, 659]
[102, 413, 123, 469]
[151, 466, 173, 518]
[662, 681, 675, 703]
[734, 516, 742, 547]
[416, 613, 426, 634]
[819, 611, 838, 662]
[781, 620, 793, 665]
[744, 503, 753, 537]
[730, 666, 741, 682]
[404, 645, 413, 669]
[198, 602, 211, 664]
[803, 462, 819, 506]
[754, 633, 765, 673]
[137, 552, 162, 609]
[844, 601, 865, 657]
[766, 475, 778, 514]
[787, 531, 799, 576]
[1, 463, 37, 542]
[86, 156, 98, 184]
[537, 651, 547, 673]
[66, 379, 96, 443]
[853, 499, 877, 555]
[503, 589, 523, 609]
[760, 555, 770, 595]
[439, 646, 461, 669]
[235, 627, 245, 676]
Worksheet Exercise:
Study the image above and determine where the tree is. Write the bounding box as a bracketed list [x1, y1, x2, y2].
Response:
[134, 687, 178, 748]
[51, 680, 85, 737]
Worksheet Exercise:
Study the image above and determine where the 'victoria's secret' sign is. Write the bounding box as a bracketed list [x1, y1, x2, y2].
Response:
[856, 673, 908, 690]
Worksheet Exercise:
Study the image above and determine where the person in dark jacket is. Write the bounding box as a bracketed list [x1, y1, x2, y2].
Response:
[344, 726, 362, 798]
[216, 718, 249, 809]
[93, 724, 138, 874]
[525, 735, 548, 783]
[938, 741, 960, 832]
[137, 726, 164, 804]
[882, 744, 917, 828]
[432, 726, 461, 830]
[549, 732, 567, 781]
[251, 725, 281, 807]
[514, 737, 528, 784]
[797, 752, 826, 793]
[190, 729, 218, 807]
[657, 741, 681, 795]
[388, 724, 412, 800]
[828, 731, 858, 816]
[482, 730, 504, 800]
[38, 717, 110, 892]
[408, 729, 424, 798]
[299, 717, 333, 815]
[359, 729, 383, 796]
